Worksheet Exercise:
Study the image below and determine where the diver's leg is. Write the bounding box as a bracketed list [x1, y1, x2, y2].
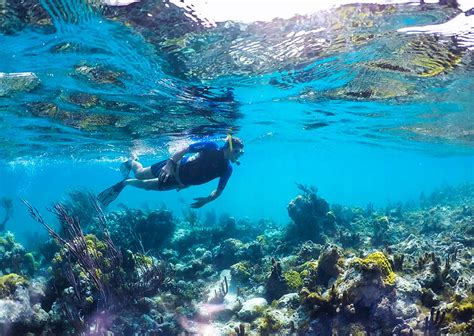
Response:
[130, 159, 168, 180]
[124, 178, 160, 190]
[124, 178, 177, 191]
[130, 160, 155, 180]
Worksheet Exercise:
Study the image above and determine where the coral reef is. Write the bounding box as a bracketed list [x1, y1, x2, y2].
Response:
[352, 251, 396, 286]
[286, 184, 334, 242]
[20, 200, 171, 335]
[105, 207, 176, 254]
[0, 232, 38, 277]
[2, 182, 471, 335]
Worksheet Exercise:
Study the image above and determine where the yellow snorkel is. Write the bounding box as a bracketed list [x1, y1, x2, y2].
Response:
[226, 134, 241, 165]
[227, 134, 233, 152]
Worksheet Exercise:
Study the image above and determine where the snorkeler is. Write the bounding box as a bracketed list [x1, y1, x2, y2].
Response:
[97, 135, 244, 209]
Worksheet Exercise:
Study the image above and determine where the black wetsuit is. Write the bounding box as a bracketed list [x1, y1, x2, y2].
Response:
[150, 141, 232, 191]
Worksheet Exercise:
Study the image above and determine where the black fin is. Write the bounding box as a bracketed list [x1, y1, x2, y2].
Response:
[97, 181, 125, 207]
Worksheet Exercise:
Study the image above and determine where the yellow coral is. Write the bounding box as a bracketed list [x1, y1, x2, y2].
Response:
[255, 311, 283, 333]
[233, 261, 250, 275]
[352, 251, 396, 286]
[449, 295, 474, 323]
[284, 270, 303, 290]
[52, 252, 62, 264]
[458, 302, 474, 320]
[305, 292, 327, 306]
[448, 322, 470, 334]
[134, 254, 153, 267]
[0, 273, 27, 298]
[82, 234, 107, 259]
[302, 260, 318, 271]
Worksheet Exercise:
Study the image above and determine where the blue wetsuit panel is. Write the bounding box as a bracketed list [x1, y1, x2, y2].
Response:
[178, 141, 232, 189]
[188, 141, 219, 153]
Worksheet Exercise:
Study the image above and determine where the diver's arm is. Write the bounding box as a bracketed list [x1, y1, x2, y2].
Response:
[169, 147, 188, 164]
[169, 140, 218, 164]
[159, 147, 189, 182]
[190, 188, 223, 208]
[190, 165, 231, 208]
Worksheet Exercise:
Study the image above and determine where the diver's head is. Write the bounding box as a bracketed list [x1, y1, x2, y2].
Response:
[224, 135, 244, 164]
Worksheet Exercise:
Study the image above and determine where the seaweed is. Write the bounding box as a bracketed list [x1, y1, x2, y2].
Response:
[23, 198, 170, 333]
[210, 276, 229, 304]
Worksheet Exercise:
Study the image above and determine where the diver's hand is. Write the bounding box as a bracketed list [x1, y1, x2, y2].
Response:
[190, 190, 220, 208]
[159, 159, 176, 183]
[190, 196, 212, 208]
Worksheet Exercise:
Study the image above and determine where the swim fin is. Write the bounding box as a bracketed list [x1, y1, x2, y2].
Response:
[97, 180, 126, 207]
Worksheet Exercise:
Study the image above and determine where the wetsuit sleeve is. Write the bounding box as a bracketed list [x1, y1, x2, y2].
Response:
[188, 141, 219, 153]
[217, 164, 233, 191]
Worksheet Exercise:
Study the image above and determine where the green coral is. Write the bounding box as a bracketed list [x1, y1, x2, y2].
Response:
[298, 260, 318, 288]
[24, 252, 35, 264]
[284, 270, 303, 290]
[230, 261, 252, 283]
[0, 273, 27, 298]
[352, 251, 396, 286]
[23, 252, 37, 275]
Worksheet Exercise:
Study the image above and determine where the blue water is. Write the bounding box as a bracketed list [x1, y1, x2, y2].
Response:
[1, 0, 473, 245]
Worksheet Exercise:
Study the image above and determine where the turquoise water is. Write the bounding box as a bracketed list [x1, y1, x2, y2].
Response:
[2, 1, 474, 335]
[1, 1, 473, 241]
